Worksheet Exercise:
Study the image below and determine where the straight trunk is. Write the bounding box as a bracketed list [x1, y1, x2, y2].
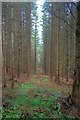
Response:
[72, 2, 80, 111]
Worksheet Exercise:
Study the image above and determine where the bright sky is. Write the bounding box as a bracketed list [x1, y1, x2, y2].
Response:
[36, 0, 44, 43]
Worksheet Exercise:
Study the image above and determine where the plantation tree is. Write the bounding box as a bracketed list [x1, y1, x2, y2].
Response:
[2, 3, 11, 87]
[26, 3, 31, 80]
[55, 3, 61, 83]
[2, 3, 7, 87]
[0, 1, 2, 107]
[42, 2, 53, 76]
[31, 2, 38, 74]
[72, 1, 80, 110]
[10, 3, 15, 88]
[14, 3, 20, 77]
[68, 3, 76, 79]
[59, 3, 65, 80]
[21, 3, 28, 75]
[65, 3, 69, 82]
[42, 2, 47, 74]
[34, 4, 38, 74]
[50, 3, 54, 79]
[14, 3, 22, 78]
[2, 2, 35, 82]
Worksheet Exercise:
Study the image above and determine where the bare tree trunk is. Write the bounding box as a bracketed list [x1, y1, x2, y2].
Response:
[72, 2, 80, 113]
[0, 1, 2, 108]
[55, 3, 61, 83]
[66, 18, 69, 82]
[50, 3, 54, 80]
[34, 24, 37, 74]
[26, 3, 31, 80]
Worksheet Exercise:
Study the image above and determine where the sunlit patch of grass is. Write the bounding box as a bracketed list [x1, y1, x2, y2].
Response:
[19, 82, 37, 91]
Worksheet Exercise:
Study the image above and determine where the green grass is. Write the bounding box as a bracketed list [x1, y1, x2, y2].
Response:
[19, 82, 37, 91]
[2, 82, 74, 119]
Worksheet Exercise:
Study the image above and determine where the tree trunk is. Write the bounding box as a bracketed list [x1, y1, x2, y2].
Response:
[34, 23, 37, 74]
[0, 1, 2, 107]
[55, 3, 61, 83]
[26, 3, 31, 80]
[50, 3, 54, 80]
[72, 2, 80, 111]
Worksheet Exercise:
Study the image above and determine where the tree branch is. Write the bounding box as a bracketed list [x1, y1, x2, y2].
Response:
[53, 12, 76, 33]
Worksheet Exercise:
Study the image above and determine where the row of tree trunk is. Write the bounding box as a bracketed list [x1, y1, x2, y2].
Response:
[42, 2, 76, 83]
[2, 3, 31, 88]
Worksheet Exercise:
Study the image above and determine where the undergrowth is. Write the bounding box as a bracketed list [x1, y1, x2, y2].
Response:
[2, 81, 75, 119]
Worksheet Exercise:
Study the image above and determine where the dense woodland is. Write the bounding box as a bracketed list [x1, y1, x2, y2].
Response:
[0, 1, 80, 119]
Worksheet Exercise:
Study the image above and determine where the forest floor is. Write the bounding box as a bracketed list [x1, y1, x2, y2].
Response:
[17, 74, 73, 96]
[1, 74, 79, 119]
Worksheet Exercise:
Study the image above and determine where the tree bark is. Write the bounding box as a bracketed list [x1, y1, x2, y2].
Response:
[55, 3, 61, 83]
[0, 1, 2, 108]
[26, 3, 31, 80]
[72, 2, 80, 111]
